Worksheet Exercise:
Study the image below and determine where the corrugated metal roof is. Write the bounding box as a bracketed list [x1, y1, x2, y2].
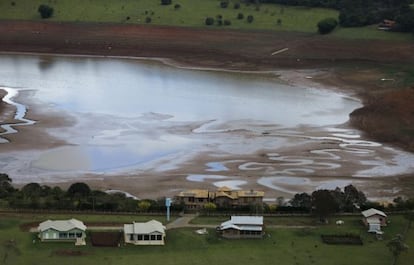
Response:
[124, 220, 165, 235]
[219, 216, 263, 231]
[362, 208, 387, 218]
[231, 216, 263, 225]
[38, 219, 86, 232]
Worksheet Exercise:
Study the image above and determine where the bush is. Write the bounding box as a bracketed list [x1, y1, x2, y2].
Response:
[205, 17, 215, 26]
[220, 1, 229, 8]
[38, 4, 54, 19]
[145, 17, 152, 23]
[247, 15, 254, 23]
[237, 13, 244, 20]
[317, 17, 338, 34]
[161, 0, 172, 5]
[174, 4, 181, 9]
[224, 19, 231, 26]
[234, 2, 240, 9]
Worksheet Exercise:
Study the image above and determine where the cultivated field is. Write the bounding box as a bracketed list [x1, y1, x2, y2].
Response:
[0, 212, 413, 265]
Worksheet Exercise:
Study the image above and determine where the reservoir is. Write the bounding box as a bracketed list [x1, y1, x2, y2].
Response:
[1, 53, 413, 198]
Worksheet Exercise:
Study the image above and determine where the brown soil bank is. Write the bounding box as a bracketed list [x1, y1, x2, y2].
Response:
[1, 20, 414, 151]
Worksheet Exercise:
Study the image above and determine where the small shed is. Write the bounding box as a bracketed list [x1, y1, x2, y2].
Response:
[361, 208, 387, 233]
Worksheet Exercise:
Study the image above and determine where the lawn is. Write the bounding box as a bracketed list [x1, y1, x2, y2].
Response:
[0, 0, 409, 40]
[0, 213, 411, 265]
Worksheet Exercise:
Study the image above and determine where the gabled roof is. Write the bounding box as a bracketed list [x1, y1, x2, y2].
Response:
[177, 189, 209, 198]
[237, 190, 265, 197]
[124, 220, 165, 235]
[231, 216, 263, 225]
[219, 216, 263, 231]
[38, 219, 86, 232]
[361, 208, 387, 218]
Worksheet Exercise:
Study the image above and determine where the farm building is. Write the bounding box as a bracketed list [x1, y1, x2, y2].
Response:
[37, 218, 87, 245]
[217, 216, 264, 239]
[361, 208, 387, 233]
[124, 220, 166, 245]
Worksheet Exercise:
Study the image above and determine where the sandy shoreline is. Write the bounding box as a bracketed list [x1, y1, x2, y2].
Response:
[1, 21, 414, 200]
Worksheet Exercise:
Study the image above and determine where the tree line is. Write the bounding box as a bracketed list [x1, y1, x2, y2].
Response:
[246, 0, 414, 32]
[0, 173, 179, 213]
[2, 173, 414, 216]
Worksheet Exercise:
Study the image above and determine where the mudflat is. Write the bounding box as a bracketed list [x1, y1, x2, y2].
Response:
[1, 20, 414, 199]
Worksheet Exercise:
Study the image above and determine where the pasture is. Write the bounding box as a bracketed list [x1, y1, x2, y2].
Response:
[0, 0, 410, 39]
[0, 212, 412, 265]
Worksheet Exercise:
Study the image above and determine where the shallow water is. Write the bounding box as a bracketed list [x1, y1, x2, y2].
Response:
[1, 53, 414, 198]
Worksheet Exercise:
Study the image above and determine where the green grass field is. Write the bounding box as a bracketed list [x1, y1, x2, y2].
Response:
[0, 213, 412, 265]
[0, 0, 411, 40]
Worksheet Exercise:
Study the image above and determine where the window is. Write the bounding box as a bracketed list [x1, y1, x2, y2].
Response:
[68, 233, 75, 238]
[76, 233, 82, 238]
[129, 234, 134, 241]
[150, 235, 156, 241]
[59, 233, 67, 238]
[198, 198, 204, 202]
[138, 234, 143, 240]
[156, 235, 162, 241]
[144, 235, 150, 241]
[188, 197, 195, 202]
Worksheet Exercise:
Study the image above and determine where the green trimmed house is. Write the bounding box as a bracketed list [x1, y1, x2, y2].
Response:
[37, 218, 87, 245]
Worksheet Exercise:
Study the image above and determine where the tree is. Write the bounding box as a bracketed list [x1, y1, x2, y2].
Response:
[317, 17, 338, 34]
[344, 184, 367, 210]
[38, 4, 54, 19]
[247, 15, 254, 23]
[237, 13, 244, 19]
[138, 200, 151, 212]
[203, 202, 217, 214]
[220, 1, 229, 8]
[67, 182, 91, 197]
[21, 183, 42, 197]
[0, 173, 15, 198]
[290, 192, 312, 209]
[205, 17, 215, 26]
[387, 234, 409, 265]
[160, 0, 172, 5]
[311, 189, 339, 222]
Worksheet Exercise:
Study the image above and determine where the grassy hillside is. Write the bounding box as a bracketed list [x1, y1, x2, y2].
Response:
[0, 0, 410, 40]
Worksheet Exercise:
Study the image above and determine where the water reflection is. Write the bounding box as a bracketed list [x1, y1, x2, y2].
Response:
[1, 53, 414, 198]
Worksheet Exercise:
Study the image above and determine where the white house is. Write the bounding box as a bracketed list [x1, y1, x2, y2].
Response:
[217, 216, 264, 239]
[124, 220, 166, 245]
[38, 218, 87, 245]
[361, 208, 387, 233]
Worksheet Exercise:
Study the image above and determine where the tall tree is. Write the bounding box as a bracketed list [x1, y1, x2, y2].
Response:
[0, 173, 15, 198]
[312, 189, 339, 222]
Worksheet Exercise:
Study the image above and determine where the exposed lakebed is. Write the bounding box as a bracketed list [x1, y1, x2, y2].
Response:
[1, 53, 414, 198]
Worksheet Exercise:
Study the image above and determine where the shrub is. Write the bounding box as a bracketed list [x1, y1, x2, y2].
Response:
[247, 15, 254, 23]
[234, 2, 240, 9]
[38, 4, 54, 19]
[220, 1, 229, 8]
[161, 0, 172, 5]
[145, 17, 152, 23]
[224, 19, 231, 26]
[217, 19, 223, 26]
[174, 4, 181, 9]
[237, 13, 244, 20]
[205, 17, 215, 26]
[317, 17, 338, 34]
